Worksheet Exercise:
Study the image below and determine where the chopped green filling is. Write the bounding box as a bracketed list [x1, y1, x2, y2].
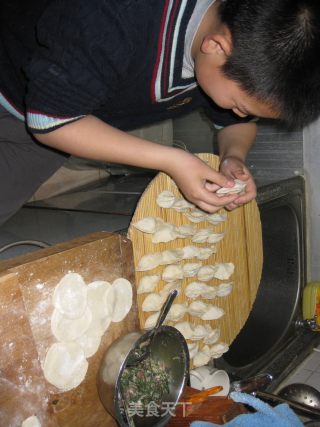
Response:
[120, 357, 170, 408]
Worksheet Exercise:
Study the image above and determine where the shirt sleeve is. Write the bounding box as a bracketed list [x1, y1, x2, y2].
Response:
[24, 0, 133, 133]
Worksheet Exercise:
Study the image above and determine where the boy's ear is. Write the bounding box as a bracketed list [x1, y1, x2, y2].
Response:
[200, 30, 232, 62]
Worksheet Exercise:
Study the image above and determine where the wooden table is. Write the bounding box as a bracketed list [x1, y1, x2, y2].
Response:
[0, 231, 139, 427]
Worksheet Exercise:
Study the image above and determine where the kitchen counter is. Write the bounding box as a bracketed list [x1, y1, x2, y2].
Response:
[0, 173, 154, 260]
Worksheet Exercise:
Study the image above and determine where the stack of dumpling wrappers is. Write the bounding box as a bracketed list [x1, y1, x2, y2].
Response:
[128, 154, 263, 368]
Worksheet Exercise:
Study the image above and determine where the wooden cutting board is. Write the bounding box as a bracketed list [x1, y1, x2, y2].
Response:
[0, 231, 139, 427]
[128, 154, 263, 361]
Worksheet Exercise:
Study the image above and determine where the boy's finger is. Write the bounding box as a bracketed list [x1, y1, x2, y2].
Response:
[206, 170, 235, 188]
[233, 169, 249, 180]
[204, 181, 220, 192]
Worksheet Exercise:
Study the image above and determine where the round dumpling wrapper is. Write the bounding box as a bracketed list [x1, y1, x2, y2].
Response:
[112, 278, 133, 322]
[21, 416, 41, 427]
[52, 273, 87, 319]
[86, 280, 114, 336]
[43, 342, 88, 391]
[76, 331, 102, 358]
[51, 306, 92, 342]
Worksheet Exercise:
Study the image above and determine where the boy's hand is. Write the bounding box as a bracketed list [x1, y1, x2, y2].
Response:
[218, 156, 257, 210]
[165, 151, 240, 213]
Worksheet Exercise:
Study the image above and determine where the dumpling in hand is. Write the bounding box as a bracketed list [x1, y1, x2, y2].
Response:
[216, 179, 247, 195]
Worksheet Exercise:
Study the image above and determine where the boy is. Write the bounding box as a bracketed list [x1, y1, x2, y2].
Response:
[0, 0, 319, 225]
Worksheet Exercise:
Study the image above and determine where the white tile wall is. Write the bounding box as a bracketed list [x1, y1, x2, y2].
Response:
[279, 344, 320, 391]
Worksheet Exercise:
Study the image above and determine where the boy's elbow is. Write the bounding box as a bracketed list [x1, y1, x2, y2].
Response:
[32, 131, 51, 145]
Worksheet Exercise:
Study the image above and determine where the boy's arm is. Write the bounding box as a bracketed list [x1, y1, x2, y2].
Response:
[34, 115, 241, 213]
[214, 122, 258, 210]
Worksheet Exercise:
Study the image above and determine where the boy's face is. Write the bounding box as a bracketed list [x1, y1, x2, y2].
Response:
[193, 30, 279, 120]
[195, 62, 279, 120]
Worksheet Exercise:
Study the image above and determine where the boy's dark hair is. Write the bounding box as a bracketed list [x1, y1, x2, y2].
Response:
[218, 0, 320, 128]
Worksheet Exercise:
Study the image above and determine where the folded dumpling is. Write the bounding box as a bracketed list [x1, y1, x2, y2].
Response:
[197, 265, 216, 282]
[182, 262, 202, 277]
[166, 303, 188, 322]
[156, 191, 176, 208]
[174, 321, 194, 340]
[172, 199, 195, 212]
[133, 216, 164, 233]
[137, 252, 162, 271]
[162, 264, 184, 282]
[142, 293, 165, 312]
[160, 249, 184, 265]
[212, 263, 235, 280]
[137, 274, 161, 294]
[217, 282, 233, 297]
[216, 179, 247, 195]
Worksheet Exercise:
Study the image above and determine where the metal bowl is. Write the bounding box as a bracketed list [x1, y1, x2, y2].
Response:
[97, 325, 189, 427]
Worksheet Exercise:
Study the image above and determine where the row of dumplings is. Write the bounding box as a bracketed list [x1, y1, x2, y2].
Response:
[191, 342, 229, 368]
[157, 185, 246, 208]
[137, 246, 218, 271]
[133, 216, 225, 244]
[143, 297, 224, 321]
[139, 274, 232, 299]
[138, 260, 234, 282]
[156, 188, 245, 223]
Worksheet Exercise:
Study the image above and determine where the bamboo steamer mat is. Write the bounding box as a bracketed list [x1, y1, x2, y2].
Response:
[128, 153, 263, 364]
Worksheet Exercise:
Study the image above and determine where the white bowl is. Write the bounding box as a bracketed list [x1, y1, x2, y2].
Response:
[190, 366, 230, 396]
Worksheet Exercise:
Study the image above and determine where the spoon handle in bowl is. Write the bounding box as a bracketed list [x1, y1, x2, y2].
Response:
[154, 289, 178, 332]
